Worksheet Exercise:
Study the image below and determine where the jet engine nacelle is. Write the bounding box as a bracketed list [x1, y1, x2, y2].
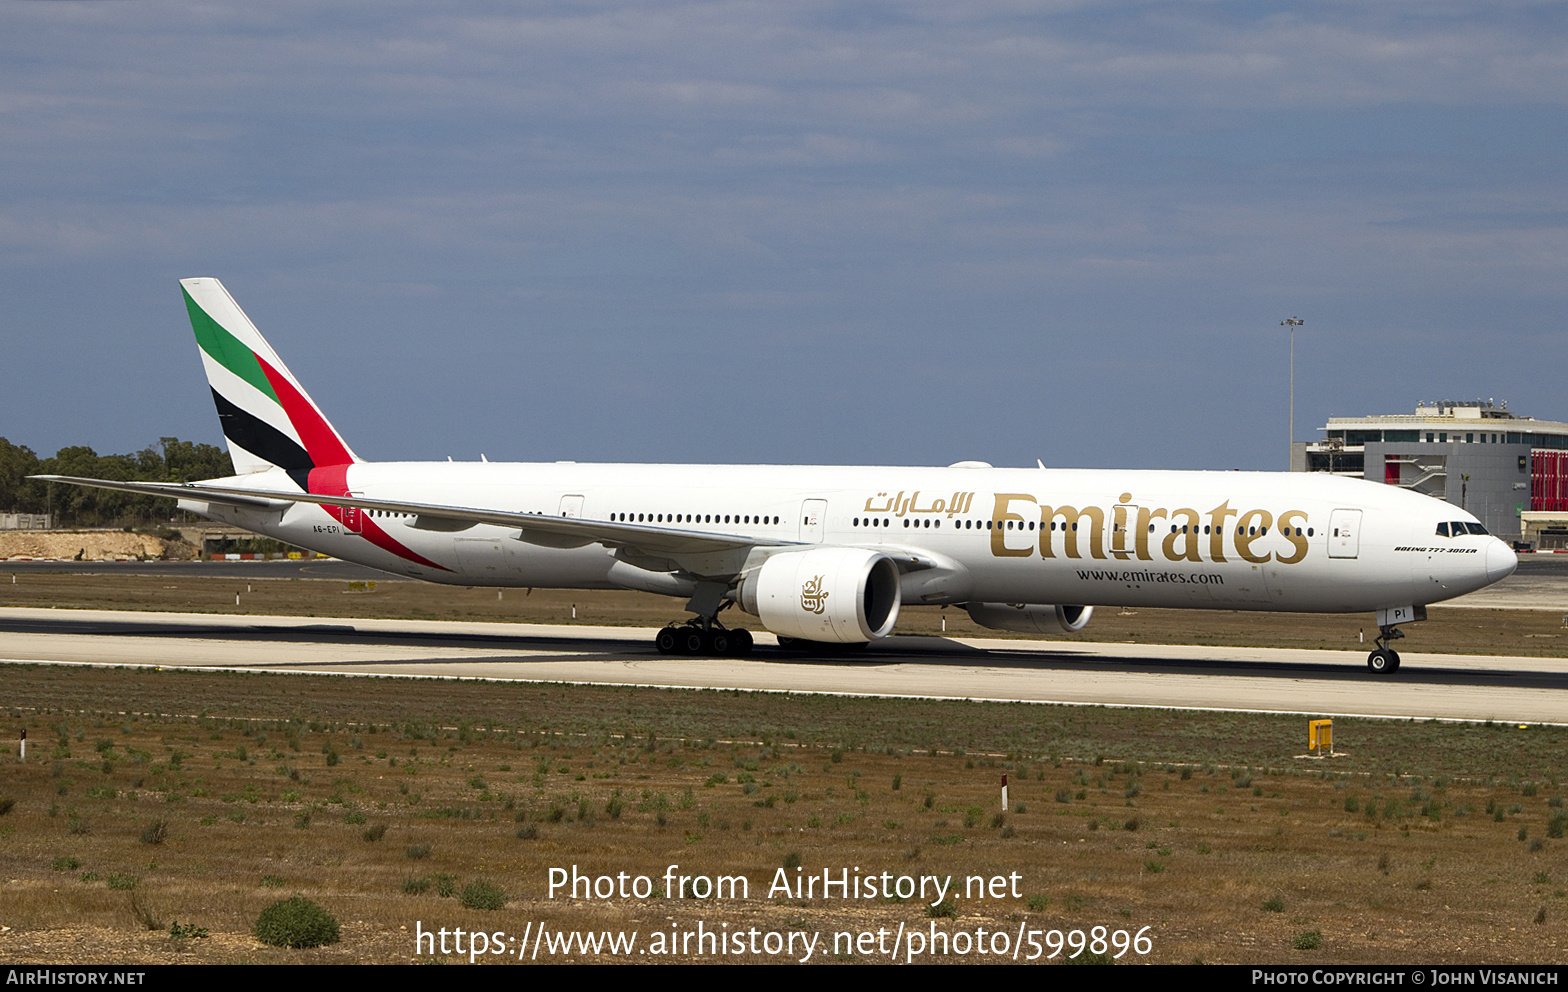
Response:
[965, 602, 1094, 634]
[737, 548, 901, 643]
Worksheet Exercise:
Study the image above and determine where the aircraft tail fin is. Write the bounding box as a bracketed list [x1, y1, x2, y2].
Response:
[181, 277, 359, 484]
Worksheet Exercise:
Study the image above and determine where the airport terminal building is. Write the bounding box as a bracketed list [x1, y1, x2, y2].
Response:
[1292, 400, 1568, 547]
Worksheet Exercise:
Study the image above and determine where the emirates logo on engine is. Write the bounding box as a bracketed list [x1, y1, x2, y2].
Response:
[800, 575, 829, 614]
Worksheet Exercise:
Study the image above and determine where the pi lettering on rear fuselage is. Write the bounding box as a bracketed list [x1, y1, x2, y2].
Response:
[988, 492, 1310, 565]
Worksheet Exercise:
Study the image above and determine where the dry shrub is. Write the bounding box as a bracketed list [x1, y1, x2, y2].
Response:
[254, 896, 340, 949]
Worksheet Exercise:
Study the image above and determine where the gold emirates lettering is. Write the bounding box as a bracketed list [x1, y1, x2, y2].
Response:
[990, 493, 1310, 565]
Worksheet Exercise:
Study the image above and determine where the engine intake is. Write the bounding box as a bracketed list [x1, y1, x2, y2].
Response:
[964, 602, 1094, 634]
[738, 548, 901, 643]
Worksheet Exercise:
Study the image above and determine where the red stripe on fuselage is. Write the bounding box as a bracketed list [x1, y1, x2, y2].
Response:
[306, 464, 351, 498]
[306, 464, 450, 572]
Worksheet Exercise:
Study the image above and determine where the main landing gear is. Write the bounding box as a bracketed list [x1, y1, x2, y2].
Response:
[655, 619, 754, 657]
[654, 581, 754, 656]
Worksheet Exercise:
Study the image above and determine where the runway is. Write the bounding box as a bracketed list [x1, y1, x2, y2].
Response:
[3, 607, 1564, 725]
[8, 552, 1568, 598]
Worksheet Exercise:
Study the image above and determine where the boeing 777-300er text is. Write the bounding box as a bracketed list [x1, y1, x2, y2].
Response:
[39, 278, 1519, 673]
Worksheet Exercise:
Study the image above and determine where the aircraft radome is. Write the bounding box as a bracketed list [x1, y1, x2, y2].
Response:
[39, 278, 1519, 674]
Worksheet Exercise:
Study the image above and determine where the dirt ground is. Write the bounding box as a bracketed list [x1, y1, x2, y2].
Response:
[2, 570, 1564, 966]
[0, 531, 196, 562]
[0, 667, 1564, 966]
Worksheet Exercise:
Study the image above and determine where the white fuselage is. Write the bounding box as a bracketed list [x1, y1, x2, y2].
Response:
[183, 461, 1515, 615]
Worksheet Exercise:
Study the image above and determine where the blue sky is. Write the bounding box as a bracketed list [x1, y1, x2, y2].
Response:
[4, 1, 1565, 471]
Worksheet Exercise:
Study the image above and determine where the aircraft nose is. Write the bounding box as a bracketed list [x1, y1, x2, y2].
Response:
[1486, 539, 1518, 584]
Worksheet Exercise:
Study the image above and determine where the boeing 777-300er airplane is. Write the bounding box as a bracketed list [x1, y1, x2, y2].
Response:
[39, 278, 1519, 674]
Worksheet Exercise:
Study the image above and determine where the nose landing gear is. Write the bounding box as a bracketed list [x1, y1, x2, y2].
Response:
[1366, 644, 1400, 673]
[1365, 605, 1425, 674]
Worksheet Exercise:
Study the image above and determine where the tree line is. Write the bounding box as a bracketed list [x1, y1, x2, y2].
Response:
[0, 437, 233, 527]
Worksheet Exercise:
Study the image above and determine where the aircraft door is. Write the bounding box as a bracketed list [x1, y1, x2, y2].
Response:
[799, 499, 828, 543]
[559, 495, 585, 518]
[1109, 504, 1140, 560]
[1328, 509, 1362, 559]
[339, 494, 364, 535]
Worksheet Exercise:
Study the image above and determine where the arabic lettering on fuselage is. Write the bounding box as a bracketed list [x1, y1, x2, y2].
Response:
[862, 491, 976, 518]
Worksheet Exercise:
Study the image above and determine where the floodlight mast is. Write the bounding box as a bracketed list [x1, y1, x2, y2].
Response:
[1281, 317, 1304, 469]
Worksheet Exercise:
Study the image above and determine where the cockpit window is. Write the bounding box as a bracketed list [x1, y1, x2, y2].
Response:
[1439, 520, 1489, 537]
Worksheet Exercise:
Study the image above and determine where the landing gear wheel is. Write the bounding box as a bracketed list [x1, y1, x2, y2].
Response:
[655, 626, 679, 655]
[678, 627, 707, 655]
[1366, 648, 1400, 674]
[708, 629, 730, 655]
[728, 628, 753, 656]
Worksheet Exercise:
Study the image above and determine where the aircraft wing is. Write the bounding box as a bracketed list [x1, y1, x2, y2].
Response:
[33, 475, 944, 579]
[34, 474, 766, 554]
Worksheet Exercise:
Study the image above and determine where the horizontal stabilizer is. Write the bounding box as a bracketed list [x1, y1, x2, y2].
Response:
[30, 475, 295, 511]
